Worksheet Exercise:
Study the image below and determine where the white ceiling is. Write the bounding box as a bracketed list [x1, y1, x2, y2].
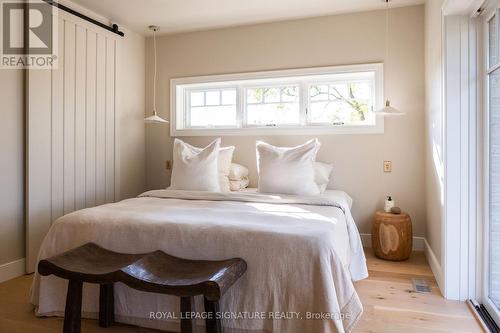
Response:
[70, 0, 424, 36]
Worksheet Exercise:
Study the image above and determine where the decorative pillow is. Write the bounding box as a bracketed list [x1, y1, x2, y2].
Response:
[229, 163, 249, 181]
[219, 175, 231, 192]
[181, 141, 235, 192]
[314, 162, 333, 193]
[170, 138, 221, 191]
[230, 177, 250, 191]
[256, 139, 321, 195]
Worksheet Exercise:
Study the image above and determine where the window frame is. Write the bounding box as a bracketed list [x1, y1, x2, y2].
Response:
[170, 63, 384, 136]
[482, 4, 500, 324]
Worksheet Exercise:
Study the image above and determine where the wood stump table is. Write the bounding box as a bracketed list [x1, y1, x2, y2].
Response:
[372, 211, 412, 261]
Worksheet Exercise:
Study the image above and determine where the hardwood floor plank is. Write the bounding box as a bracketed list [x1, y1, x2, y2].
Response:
[355, 280, 471, 316]
[354, 250, 484, 333]
[355, 305, 480, 333]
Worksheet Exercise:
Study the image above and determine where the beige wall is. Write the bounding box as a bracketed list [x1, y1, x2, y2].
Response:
[0, 70, 25, 265]
[145, 5, 426, 235]
[116, 28, 147, 200]
[424, 0, 444, 263]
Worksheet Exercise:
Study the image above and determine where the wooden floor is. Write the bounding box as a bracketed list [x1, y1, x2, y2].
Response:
[0, 250, 483, 333]
[354, 250, 483, 333]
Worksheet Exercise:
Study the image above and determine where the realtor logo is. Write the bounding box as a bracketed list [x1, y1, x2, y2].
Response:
[1, 0, 57, 68]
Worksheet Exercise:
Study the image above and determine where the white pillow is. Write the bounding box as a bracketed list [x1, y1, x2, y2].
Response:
[219, 175, 231, 192]
[256, 139, 321, 195]
[229, 177, 250, 191]
[314, 162, 333, 193]
[181, 141, 235, 192]
[229, 163, 249, 181]
[170, 138, 221, 191]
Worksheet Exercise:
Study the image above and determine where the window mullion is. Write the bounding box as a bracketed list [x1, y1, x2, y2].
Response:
[185, 89, 190, 129]
[238, 85, 245, 128]
[300, 82, 308, 126]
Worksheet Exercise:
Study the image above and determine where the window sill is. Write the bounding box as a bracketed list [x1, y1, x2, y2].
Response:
[171, 122, 384, 137]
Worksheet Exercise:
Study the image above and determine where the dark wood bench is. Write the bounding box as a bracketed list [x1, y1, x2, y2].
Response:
[38, 243, 247, 333]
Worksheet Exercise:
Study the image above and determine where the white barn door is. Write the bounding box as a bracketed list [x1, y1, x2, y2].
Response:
[26, 12, 118, 273]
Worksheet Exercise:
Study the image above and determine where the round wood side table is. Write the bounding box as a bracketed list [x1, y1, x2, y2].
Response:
[372, 211, 412, 261]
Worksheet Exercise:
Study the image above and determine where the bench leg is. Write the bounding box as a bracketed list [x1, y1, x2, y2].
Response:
[63, 280, 83, 333]
[180, 296, 195, 333]
[99, 283, 114, 327]
[204, 297, 222, 333]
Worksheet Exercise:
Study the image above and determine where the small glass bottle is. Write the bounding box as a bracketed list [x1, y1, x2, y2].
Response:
[384, 196, 395, 213]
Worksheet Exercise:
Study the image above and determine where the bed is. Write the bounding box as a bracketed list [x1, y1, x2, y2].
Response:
[31, 189, 368, 333]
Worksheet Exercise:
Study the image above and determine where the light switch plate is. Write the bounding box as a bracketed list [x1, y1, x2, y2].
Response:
[383, 161, 392, 172]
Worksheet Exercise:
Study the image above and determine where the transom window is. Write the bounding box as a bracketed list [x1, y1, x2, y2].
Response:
[309, 81, 373, 125]
[246, 86, 300, 126]
[188, 89, 237, 127]
[171, 64, 383, 136]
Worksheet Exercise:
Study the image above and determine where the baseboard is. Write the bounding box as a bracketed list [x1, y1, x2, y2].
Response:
[0, 258, 25, 284]
[423, 238, 444, 293]
[360, 233, 425, 251]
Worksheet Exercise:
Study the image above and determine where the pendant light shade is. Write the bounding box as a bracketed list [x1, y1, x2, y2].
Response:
[145, 25, 168, 124]
[379, 99, 405, 116]
[145, 112, 168, 123]
[377, 0, 405, 116]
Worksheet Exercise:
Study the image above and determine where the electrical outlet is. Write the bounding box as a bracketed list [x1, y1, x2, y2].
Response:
[166, 160, 172, 170]
[383, 161, 392, 173]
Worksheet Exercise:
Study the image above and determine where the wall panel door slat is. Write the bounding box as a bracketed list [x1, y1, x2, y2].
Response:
[85, 30, 97, 209]
[27, 13, 118, 273]
[75, 25, 87, 211]
[105, 38, 115, 203]
[95, 34, 106, 206]
[63, 20, 76, 215]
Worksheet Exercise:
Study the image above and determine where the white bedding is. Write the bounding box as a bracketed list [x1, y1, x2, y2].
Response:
[31, 189, 367, 333]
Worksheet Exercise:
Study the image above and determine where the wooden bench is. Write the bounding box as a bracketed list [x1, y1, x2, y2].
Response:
[38, 243, 247, 333]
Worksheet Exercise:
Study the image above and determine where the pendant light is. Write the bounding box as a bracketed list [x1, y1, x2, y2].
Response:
[378, 0, 405, 116]
[145, 25, 168, 124]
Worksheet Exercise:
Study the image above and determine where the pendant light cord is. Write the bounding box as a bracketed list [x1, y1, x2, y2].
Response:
[153, 28, 157, 115]
[385, 0, 389, 103]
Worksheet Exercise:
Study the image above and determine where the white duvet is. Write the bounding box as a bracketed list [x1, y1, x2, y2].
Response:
[31, 189, 368, 333]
